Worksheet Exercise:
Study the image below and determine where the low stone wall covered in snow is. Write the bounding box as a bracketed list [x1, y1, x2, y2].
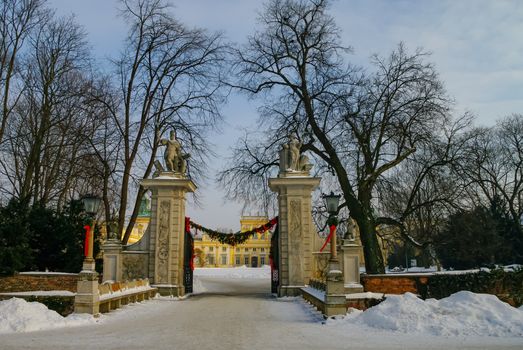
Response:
[361, 274, 428, 295]
[0, 272, 78, 293]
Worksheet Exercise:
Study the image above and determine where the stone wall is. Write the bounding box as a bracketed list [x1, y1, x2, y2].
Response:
[0, 273, 78, 293]
[361, 274, 429, 294]
[122, 252, 149, 281]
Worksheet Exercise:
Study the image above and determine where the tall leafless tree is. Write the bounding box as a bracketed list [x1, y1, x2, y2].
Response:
[0, 14, 103, 209]
[219, 0, 452, 273]
[461, 114, 523, 235]
[109, 0, 228, 244]
[0, 0, 44, 145]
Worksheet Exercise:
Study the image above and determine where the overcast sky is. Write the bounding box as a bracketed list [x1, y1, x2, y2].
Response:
[48, 0, 523, 230]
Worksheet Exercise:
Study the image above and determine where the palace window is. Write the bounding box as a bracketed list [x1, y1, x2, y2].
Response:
[221, 254, 227, 265]
[222, 246, 227, 252]
[209, 247, 214, 252]
[236, 248, 240, 252]
[261, 248, 265, 252]
[207, 255, 215, 265]
[244, 256, 249, 265]
[244, 248, 248, 252]
[252, 248, 257, 252]
[260, 256, 266, 266]
[235, 256, 241, 265]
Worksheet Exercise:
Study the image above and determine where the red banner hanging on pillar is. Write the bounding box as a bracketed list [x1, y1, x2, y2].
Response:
[319, 224, 336, 252]
[83, 225, 90, 257]
[185, 217, 190, 233]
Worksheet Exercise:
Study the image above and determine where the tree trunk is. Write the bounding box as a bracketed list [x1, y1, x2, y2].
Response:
[356, 189, 385, 274]
[356, 213, 385, 274]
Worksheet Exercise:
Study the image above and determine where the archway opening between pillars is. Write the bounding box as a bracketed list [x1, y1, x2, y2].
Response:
[183, 217, 279, 294]
[104, 130, 322, 299]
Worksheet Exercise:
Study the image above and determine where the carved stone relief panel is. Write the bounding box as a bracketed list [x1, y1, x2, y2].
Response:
[289, 199, 303, 284]
[122, 254, 148, 281]
[156, 200, 171, 284]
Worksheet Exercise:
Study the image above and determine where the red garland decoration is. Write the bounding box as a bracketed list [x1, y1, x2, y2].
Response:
[188, 217, 278, 246]
[319, 224, 336, 252]
[185, 217, 191, 233]
[83, 225, 90, 257]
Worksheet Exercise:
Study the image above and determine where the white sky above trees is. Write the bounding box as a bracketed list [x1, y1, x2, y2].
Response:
[47, 0, 523, 230]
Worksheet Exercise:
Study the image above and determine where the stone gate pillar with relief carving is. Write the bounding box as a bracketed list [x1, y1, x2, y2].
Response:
[269, 137, 320, 296]
[141, 174, 196, 296]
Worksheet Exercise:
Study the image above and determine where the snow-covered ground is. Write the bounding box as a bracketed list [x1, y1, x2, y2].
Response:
[327, 292, 523, 337]
[193, 265, 270, 294]
[0, 267, 522, 349]
[0, 298, 95, 334]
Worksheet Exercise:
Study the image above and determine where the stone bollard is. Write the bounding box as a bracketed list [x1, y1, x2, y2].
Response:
[341, 239, 364, 294]
[324, 261, 347, 316]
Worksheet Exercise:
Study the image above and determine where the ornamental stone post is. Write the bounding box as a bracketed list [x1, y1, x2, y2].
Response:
[269, 136, 319, 297]
[102, 238, 123, 282]
[141, 173, 196, 296]
[341, 239, 364, 294]
[74, 271, 100, 315]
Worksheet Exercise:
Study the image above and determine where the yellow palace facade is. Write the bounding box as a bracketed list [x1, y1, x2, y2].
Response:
[193, 216, 272, 268]
[119, 206, 272, 268]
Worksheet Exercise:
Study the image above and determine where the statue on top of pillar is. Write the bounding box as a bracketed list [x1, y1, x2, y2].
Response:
[154, 129, 190, 177]
[279, 135, 313, 176]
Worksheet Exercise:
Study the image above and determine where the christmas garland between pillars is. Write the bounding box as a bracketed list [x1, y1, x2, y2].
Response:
[185, 216, 278, 246]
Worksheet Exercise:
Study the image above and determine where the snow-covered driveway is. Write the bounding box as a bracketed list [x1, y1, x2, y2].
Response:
[1, 267, 522, 350]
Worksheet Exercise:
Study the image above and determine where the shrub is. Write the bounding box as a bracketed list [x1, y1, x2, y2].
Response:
[426, 268, 523, 307]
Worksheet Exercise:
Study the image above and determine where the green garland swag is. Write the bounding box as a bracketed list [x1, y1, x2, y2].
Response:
[189, 217, 278, 246]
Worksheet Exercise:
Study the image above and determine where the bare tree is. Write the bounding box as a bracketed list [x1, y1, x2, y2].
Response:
[0, 0, 44, 145]
[375, 116, 472, 247]
[219, 0, 451, 273]
[461, 114, 523, 235]
[0, 14, 101, 208]
[110, 0, 228, 244]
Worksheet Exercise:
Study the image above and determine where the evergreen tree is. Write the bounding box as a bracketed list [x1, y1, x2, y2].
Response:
[435, 205, 517, 269]
[0, 199, 32, 275]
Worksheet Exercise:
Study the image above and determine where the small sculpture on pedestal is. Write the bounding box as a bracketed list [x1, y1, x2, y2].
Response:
[279, 135, 313, 175]
[154, 130, 190, 177]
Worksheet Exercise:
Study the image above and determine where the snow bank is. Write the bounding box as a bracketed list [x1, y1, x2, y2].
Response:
[194, 265, 271, 279]
[0, 298, 96, 334]
[0, 290, 75, 297]
[327, 291, 523, 337]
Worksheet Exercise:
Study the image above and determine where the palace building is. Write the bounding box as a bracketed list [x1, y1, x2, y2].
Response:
[113, 200, 272, 268]
[193, 216, 272, 268]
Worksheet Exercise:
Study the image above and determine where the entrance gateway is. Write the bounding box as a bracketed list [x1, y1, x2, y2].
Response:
[104, 133, 321, 297]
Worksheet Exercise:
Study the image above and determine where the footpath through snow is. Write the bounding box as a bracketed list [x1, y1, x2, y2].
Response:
[0, 267, 522, 349]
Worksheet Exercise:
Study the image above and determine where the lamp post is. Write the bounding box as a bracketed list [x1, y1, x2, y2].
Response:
[80, 194, 102, 272]
[322, 191, 346, 316]
[323, 191, 341, 262]
[75, 194, 102, 315]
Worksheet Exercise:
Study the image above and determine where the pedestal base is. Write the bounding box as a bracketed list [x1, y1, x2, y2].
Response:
[324, 262, 346, 316]
[344, 283, 364, 294]
[74, 271, 99, 315]
[153, 284, 184, 297]
[278, 285, 305, 297]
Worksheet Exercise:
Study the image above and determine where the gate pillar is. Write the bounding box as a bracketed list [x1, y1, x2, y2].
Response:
[142, 174, 196, 296]
[269, 139, 320, 296]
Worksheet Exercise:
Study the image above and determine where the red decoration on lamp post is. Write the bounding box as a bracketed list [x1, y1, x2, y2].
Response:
[80, 194, 102, 272]
[83, 225, 91, 257]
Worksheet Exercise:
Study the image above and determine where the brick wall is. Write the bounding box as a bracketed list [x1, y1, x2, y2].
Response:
[361, 274, 429, 294]
[0, 273, 78, 293]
